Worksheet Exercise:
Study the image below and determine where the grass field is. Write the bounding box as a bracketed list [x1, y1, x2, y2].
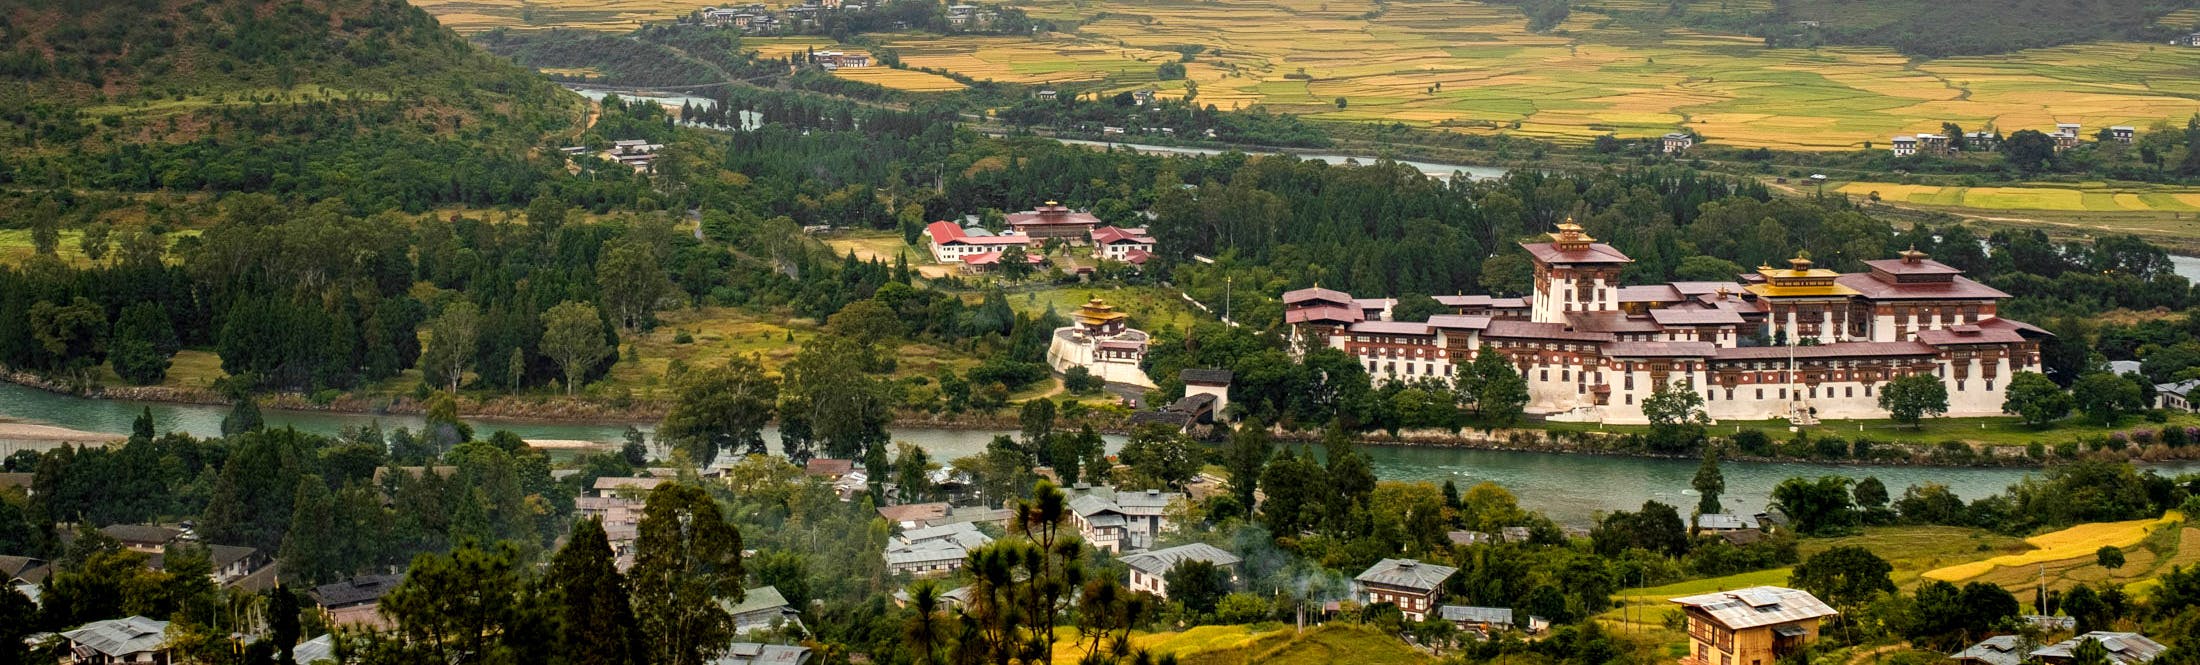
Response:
[1176, 624, 1432, 665]
[1618, 526, 2031, 601]
[1049, 625, 1294, 663]
[1010, 285, 1203, 333]
[1840, 180, 2200, 214]
[598, 305, 982, 399]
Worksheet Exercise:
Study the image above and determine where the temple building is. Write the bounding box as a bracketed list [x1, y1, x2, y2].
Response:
[1008, 202, 1104, 241]
[1283, 222, 2046, 424]
[1047, 297, 1156, 389]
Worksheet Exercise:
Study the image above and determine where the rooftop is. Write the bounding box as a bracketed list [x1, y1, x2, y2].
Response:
[1180, 368, 1233, 385]
[1439, 605, 1515, 625]
[2030, 632, 2166, 664]
[309, 574, 404, 608]
[1951, 635, 2025, 665]
[1119, 543, 1241, 576]
[1669, 586, 1837, 630]
[63, 616, 171, 657]
[1354, 558, 1458, 592]
[1283, 287, 1356, 306]
[724, 586, 794, 616]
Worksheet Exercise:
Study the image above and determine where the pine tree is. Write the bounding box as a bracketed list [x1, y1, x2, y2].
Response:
[547, 518, 643, 665]
[1692, 446, 1725, 516]
[279, 475, 340, 586]
[633, 483, 744, 665]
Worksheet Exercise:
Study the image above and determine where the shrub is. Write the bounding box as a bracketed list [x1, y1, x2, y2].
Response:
[1731, 429, 1773, 456]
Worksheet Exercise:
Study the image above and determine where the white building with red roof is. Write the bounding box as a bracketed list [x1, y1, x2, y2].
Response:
[925, 221, 1030, 264]
[1278, 222, 2046, 423]
[1090, 226, 1157, 262]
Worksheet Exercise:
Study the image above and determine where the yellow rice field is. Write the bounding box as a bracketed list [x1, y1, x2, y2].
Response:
[418, 0, 2200, 150]
[1923, 511, 2186, 582]
[1837, 181, 2200, 213]
[831, 66, 968, 91]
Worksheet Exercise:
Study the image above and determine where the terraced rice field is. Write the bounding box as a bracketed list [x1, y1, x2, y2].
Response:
[1838, 181, 2200, 213]
[419, 0, 2200, 150]
[832, 66, 969, 91]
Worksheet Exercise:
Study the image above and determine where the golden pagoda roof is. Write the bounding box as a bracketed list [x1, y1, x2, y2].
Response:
[1074, 297, 1128, 326]
[1747, 254, 1857, 298]
[1547, 219, 1595, 250]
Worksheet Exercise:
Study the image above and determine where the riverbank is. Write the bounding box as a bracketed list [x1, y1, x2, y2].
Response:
[11, 371, 2200, 470]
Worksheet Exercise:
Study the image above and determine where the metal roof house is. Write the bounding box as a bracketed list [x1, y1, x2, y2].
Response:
[1353, 558, 1458, 621]
[1120, 543, 1240, 599]
[1950, 635, 2028, 665]
[63, 616, 171, 665]
[1670, 586, 1837, 665]
[2031, 632, 2166, 665]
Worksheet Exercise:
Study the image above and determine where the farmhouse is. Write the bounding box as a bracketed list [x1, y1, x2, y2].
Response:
[884, 522, 993, 577]
[64, 616, 172, 665]
[1914, 133, 1950, 156]
[925, 221, 1030, 263]
[1282, 224, 2047, 424]
[1120, 543, 1240, 598]
[1889, 135, 1917, 157]
[2111, 126, 2136, 143]
[1671, 586, 1837, 665]
[1964, 131, 1999, 151]
[1065, 485, 1180, 552]
[310, 574, 404, 629]
[2157, 379, 2199, 411]
[726, 585, 802, 635]
[1438, 605, 1516, 636]
[1008, 202, 1104, 240]
[1047, 297, 1157, 389]
[1353, 558, 1456, 622]
[1662, 132, 1694, 153]
[2030, 632, 2166, 664]
[813, 50, 870, 68]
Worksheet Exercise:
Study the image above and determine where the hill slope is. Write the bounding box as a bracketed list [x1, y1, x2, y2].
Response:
[0, 0, 584, 209]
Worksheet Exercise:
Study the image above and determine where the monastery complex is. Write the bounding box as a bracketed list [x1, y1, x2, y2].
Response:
[1283, 223, 2048, 424]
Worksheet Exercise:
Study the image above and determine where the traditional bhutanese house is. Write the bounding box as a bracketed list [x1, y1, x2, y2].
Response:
[1745, 255, 1860, 345]
[1120, 543, 1240, 599]
[877, 502, 951, 529]
[1950, 635, 2027, 665]
[1338, 320, 1449, 385]
[1434, 294, 1529, 319]
[1705, 341, 1940, 421]
[1180, 369, 1233, 421]
[1670, 586, 1837, 665]
[1, 555, 50, 586]
[1890, 135, 1917, 156]
[1694, 513, 1761, 532]
[726, 585, 801, 635]
[1091, 226, 1156, 261]
[1007, 202, 1103, 241]
[1439, 605, 1515, 635]
[1835, 248, 2010, 342]
[1662, 132, 1694, 153]
[1965, 131, 1999, 150]
[2111, 126, 2136, 143]
[925, 221, 1029, 264]
[310, 574, 404, 629]
[100, 524, 184, 553]
[1522, 221, 1632, 325]
[884, 522, 993, 577]
[1353, 558, 1457, 622]
[804, 458, 855, 480]
[592, 476, 668, 498]
[1914, 133, 1950, 156]
[63, 616, 171, 665]
[2031, 632, 2166, 665]
[712, 643, 813, 665]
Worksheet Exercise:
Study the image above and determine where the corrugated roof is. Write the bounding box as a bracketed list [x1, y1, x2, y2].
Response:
[1284, 304, 1364, 325]
[1426, 314, 1493, 331]
[1669, 586, 1837, 629]
[1118, 543, 1241, 576]
[724, 586, 793, 616]
[1520, 241, 1633, 265]
[1713, 342, 1936, 361]
[1648, 308, 1745, 326]
[1835, 273, 2009, 301]
[309, 574, 403, 608]
[1951, 635, 2024, 665]
[1482, 320, 1613, 343]
[1283, 287, 1356, 305]
[1354, 558, 1457, 592]
[63, 616, 170, 657]
[1346, 321, 1435, 336]
[1179, 369, 1232, 385]
[1439, 605, 1514, 625]
[1603, 341, 1717, 358]
[2030, 632, 2166, 664]
[1566, 310, 1663, 334]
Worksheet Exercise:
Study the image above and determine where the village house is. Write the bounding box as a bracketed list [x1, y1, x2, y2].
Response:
[1047, 297, 1157, 389]
[884, 522, 993, 577]
[727, 586, 803, 635]
[1064, 485, 1179, 553]
[1662, 132, 1695, 154]
[1694, 513, 1761, 532]
[1950, 635, 2029, 665]
[592, 475, 669, 498]
[1008, 201, 1105, 241]
[925, 221, 1030, 264]
[101, 524, 185, 553]
[1914, 133, 1950, 156]
[713, 643, 813, 665]
[1439, 605, 1518, 636]
[1090, 226, 1157, 262]
[1282, 224, 2047, 424]
[1889, 135, 1917, 157]
[2156, 379, 2199, 411]
[1120, 543, 1240, 599]
[812, 50, 869, 68]
[803, 458, 855, 480]
[2030, 632, 2166, 665]
[2053, 123, 2083, 151]
[576, 494, 645, 569]
[2, 554, 49, 590]
[309, 574, 404, 629]
[2111, 126, 2136, 143]
[1180, 369, 1233, 422]
[63, 616, 172, 665]
[1352, 558, 1457, 622]
[1964, 131, 1999, 151]
[1671, 586, 1837, 665]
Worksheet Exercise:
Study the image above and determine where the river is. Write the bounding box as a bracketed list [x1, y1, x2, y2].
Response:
[6, 383, 2191, 525]
[1053, 139, 1511, 182]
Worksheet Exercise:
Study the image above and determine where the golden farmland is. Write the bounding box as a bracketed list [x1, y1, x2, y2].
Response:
[420, 0, 2200, 150]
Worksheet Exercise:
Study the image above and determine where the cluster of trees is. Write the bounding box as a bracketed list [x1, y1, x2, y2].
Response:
[996, 94, 1332, 148]
[1768, 460, 2198, 537]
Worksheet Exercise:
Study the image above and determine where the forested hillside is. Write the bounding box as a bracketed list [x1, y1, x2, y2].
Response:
[0, 0, 581, 210]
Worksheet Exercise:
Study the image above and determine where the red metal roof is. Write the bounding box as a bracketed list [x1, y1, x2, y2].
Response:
[1603, 341, 1718, 357]
[1648, 308, 1746, 326]
[1347, 321, 1435, 336]
[1482, 320, 1615, 343]
[1091, 226, 1155, 245]
[925, 221, 963, 242]
[1862, 257, 1963, 276]
[1617, 285, 1684, 303]
[1713, 342, 1936, 361]
[1283, 304, 1363, 324]
[1566, 310, 1663, 333]
[1916, 326, 2026, 346]
[1283, 287, 1356, 306]
[1835, 274, 2009, 301]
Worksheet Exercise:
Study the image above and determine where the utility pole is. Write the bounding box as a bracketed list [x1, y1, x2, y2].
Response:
[1224, 275, 1233, 325]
